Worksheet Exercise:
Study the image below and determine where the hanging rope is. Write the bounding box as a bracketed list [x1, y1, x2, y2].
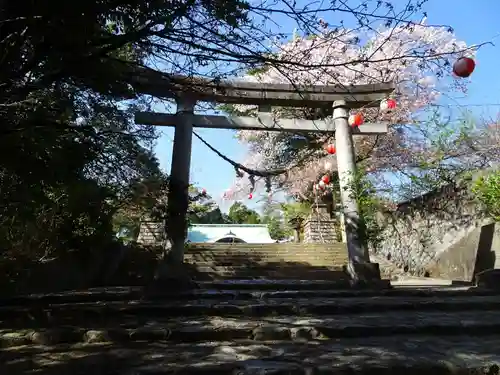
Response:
[193, 131, 318, 178]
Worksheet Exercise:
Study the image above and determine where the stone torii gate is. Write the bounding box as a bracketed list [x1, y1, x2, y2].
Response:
[133, 70, 394, 282]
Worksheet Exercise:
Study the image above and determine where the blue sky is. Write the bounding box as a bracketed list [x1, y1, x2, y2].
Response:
[153, 1, 500, 213]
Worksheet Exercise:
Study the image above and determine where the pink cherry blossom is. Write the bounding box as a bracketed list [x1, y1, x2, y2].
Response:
[227, 24, 475, 199]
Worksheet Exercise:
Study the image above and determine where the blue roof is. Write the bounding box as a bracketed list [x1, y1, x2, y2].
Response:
[187, 224, 275, 243]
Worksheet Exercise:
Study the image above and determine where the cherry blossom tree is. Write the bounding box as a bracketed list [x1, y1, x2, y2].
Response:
[221, 22, 481, 202]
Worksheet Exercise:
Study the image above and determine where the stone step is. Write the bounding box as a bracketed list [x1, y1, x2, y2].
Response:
[184, 252, 349, 268]
[190, 274, 346, 281]
[2, 286, 495, 307]
[184, 251, 345, 257]
[2, 295, 500, 320]
[187, 264, 345, 270]
[3, 310, 500, 347]
[184, 256, 346, 264]
[183, 257, 344, 265]
[188, 266, 348, 280]
[2, 336, 499, 374]
[187, 243, 346, 249]
[185, 249, 345, 254]
[0, 280, 381, 306]
[184, 248, 344, 253]
[199, 279, 380, 290]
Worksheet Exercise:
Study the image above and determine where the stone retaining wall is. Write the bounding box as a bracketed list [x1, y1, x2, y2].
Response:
[373, 180, 499, 281]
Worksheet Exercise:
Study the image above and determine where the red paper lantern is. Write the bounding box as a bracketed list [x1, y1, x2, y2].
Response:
[348, 113, 363, 127]
[380, 98, 397, 111]
[321, 175, 330, 184]
[248, 193, 253, 199]
[326, 144, 336, 154]
[453, 57, 475, 78]
[201, 188, 207, 195]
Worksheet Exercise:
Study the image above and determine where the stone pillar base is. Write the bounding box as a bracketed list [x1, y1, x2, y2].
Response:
[475, 268, 500, 289]
[346, 262, 391, 288]
[146, 259, 198, 294]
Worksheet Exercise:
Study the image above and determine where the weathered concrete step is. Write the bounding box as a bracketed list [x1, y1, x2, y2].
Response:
[189, 265, 345, 271]
[3, 310, 500, 346]
[184, 251, 343, 255]
[184, 253, 346, 259]
[185, 259, 346, 267]
[2, 286, 495, 307]
[200, 279, 370, 289]
[2, 336, 499, 374]
[0, 280, 387, 306]
[184, 250, 341, 254]
[189, 266, 347, 280]
[2, 295, 500, 320]
[184, 259, 343, 266]
[185, 246, 345, 250]
[184, 251, 345, 257]
[186, 244, 346, 249]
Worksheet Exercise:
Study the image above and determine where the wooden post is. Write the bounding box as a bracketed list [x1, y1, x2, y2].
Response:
[332, 100, 370, 282]
[166, 97, 196, 264]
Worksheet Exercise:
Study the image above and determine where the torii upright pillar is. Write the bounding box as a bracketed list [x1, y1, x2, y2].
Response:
[166, 97, 195, 264]
[332, 100, 375, 283]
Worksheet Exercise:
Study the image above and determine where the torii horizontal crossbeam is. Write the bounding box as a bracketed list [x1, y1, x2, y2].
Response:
[135, 111, 388, 134]
[130, 67, 395, 108]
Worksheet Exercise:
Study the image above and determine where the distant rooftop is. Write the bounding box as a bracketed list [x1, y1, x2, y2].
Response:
[187, 224, 275, 243]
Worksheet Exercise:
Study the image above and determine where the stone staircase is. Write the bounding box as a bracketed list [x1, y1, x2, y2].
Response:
[1, 243, 499, 373]
[1, 280, 500, 374]
[183, 243, 350, 281]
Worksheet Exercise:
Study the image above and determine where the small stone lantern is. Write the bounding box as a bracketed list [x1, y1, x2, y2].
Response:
[303, 193, 338, 243]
